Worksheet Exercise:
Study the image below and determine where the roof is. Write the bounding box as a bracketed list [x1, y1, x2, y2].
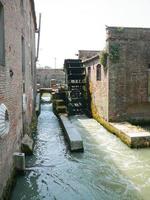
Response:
[78, 50, 100, 61]
[82, 54, 100, 64]
[106, 26, 150, 30]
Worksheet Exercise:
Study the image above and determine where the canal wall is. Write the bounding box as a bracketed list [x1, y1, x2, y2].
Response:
[0, 0, 37, 198]
[92, 102, 150, 148]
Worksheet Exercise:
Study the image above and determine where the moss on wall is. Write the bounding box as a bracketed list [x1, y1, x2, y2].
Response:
[29, 112, 37, 136]
[90, 92, 131, 147]
[99, 50, 108, 67]
[2, 167, 16, 200]
[109, 43, 120, 63]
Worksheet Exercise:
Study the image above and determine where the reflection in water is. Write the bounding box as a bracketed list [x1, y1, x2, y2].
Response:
[11, 103, 150, 200]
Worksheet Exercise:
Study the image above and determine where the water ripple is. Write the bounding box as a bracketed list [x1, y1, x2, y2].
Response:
[11, 104, 146, 200]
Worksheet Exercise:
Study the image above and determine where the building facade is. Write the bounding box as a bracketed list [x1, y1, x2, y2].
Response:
[0, 0, 37, 197]
[82, 27, 150, 122]
[82, 54, 108, 120]
[37, 68, 65, 88]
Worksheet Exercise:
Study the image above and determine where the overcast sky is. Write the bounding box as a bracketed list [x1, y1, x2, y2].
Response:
[34, 0, 150, 68]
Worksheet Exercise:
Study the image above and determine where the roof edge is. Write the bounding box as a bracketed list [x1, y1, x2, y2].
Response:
[30, 0, 37, 31]
[82, 54, 100, 64]
[106, 26, 150, 30]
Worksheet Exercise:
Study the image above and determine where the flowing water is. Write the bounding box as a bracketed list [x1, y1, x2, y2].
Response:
[11, 101, 150, 200]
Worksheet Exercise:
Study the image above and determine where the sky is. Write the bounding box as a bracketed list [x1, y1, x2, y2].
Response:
[34, 0, 150, 68]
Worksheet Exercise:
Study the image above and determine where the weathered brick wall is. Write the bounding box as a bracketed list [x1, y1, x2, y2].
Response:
[22, 0, 36, 128]
[37, 68, 65, 88]
[107, 27, 150, 121]
[0, 0, 36, 197]
[84, 57, 109, 121]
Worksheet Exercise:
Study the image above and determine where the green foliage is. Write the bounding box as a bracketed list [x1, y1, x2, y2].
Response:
[109, 43, 120, 63]
[117, 27, 124, 32]
[100, 50, 108, 67]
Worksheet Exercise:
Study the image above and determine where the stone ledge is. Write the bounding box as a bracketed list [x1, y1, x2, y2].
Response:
[110, 122, 150, 148]
[94, 114, 150, 148]
[59, 114, 84, 152]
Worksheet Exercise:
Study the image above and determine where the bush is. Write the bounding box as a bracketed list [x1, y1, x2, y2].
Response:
[100, 50, 108, 67]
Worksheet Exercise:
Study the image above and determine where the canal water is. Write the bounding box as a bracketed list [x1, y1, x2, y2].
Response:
[11, 101, 150, 200]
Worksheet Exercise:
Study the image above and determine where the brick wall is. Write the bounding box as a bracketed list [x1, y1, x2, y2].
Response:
[37, 68, 65, 88]
[0, 0, 36, 197]
[107, 27, 150, 121]
[83, 27, 150, 123]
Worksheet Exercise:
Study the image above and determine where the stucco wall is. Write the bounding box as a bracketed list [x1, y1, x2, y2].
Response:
[84, 57, 109, 121]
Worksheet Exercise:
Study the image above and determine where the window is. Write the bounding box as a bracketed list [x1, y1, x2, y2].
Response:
[96, 64, 101, 81]
[88, 67, 91, 80]
[21, 36, 25, 76]
[21, 36, 26, 95]
[0, 2, 5, 65]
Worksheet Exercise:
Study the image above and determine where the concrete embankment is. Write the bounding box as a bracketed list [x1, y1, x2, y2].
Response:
[59, 114, 84, 152]
[94, 115, 150, 148]
[109, 122, 150, 148]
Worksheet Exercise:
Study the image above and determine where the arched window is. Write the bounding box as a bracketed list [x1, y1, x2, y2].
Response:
[0, 2, 5, 65]
[96, 64, 101, 81]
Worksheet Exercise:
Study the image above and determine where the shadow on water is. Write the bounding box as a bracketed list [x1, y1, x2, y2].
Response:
[10, 103, 145, 200]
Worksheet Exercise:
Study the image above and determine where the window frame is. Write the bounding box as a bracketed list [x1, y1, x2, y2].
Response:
[96, 64, 101, 81]
[88, 66, 91, 80]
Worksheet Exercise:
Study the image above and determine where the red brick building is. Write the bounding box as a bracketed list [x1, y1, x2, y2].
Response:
[0, 0, 37, 197]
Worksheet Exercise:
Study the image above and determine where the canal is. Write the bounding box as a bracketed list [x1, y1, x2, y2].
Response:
[11, 100, 150, 200]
